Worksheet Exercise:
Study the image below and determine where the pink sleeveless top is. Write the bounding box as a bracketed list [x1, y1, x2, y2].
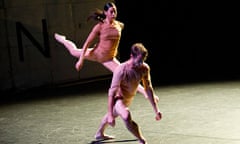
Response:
[91, 21, 123, 62]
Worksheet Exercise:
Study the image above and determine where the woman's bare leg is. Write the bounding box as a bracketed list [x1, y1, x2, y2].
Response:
[54, 33, 82, 58]
[102, 58, 121, 72]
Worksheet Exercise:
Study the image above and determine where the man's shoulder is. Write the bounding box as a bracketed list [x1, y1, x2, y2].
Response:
[143, 62, 150, 68]
[117, 62, 127, 69]
[114, 62, 128, 73]
[141, 62, 150, 73]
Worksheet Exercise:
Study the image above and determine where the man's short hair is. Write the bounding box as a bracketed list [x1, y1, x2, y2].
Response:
[131, 43, 148, 61]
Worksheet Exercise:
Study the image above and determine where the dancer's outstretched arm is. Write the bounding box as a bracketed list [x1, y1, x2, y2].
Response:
[75, 24, 101, 71]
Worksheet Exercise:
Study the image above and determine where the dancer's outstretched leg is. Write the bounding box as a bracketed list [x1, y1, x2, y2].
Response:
[137, 85, 159, 102]
[54, 33, 82, 58]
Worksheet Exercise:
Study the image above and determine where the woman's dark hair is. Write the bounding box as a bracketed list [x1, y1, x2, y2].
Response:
[87, 2, 116, 23]
[131, 43, 148, 61]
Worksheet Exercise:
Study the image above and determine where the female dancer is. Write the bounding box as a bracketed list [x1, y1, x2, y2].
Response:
[54, 2, 158, 101]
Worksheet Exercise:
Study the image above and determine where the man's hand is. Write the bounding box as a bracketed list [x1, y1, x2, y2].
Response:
[108, 114, 115, 127]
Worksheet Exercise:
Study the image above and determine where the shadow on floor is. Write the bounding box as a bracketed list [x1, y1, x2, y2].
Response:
[89, 139, 138, 144]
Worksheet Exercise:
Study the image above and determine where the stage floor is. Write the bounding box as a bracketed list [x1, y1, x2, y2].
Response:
[1, 80, 240, 144]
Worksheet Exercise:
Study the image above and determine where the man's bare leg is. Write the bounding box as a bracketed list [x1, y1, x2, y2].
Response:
[54, 33, 81, 58]
[95, 114, 115, 140]
[124, 118, 147, 144]
[115, 101, 146, 144]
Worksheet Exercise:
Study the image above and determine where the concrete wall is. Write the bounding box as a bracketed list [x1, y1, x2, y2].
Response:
[0, 0, 114, 92]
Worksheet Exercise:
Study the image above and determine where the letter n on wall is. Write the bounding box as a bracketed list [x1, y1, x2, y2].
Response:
[16, 19, 50, 61]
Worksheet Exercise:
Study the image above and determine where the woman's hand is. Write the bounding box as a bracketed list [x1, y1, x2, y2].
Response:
[75, 60, 83, 71]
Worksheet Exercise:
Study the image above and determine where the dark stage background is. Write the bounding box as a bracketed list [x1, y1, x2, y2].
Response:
[115, 1, 239, 85]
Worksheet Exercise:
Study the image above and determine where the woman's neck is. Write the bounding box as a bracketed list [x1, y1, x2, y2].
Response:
[105, 19, 115, 25]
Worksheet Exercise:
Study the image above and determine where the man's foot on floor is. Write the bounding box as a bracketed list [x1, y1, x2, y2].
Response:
[139, 138, 147, 144]
[95, 134, 115, 140]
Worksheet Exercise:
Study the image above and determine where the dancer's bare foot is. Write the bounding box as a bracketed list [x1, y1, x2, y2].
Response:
[95, 134, 115, 140]
[139, 138, 147, 144]
[54, 33, 66, 44]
